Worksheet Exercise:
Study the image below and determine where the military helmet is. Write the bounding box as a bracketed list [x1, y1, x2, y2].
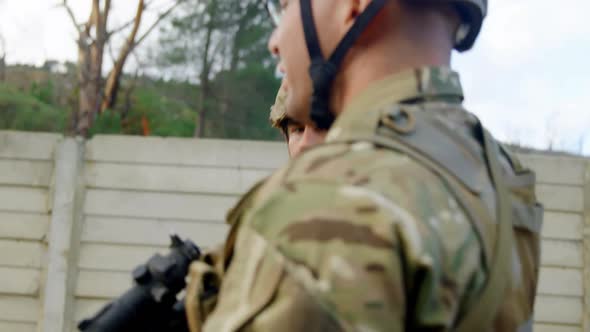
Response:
[269, 84, 288, 129]
[446, 0, 487, 51]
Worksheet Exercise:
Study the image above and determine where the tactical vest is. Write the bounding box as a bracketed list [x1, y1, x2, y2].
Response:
[357, 103, 544, 331]
[186, 103, 543, 332]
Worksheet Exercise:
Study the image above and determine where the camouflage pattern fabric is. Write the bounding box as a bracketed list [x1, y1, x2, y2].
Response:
[269, 83, 288, 129]
[185, 84, 289, 331]
[185, 180, 270, 332]
[185, 245, 224, 332]
[187, 67, 541, 332]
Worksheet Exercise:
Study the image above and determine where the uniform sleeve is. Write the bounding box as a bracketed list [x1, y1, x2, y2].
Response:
[202, 179, 486, 332]
[184, 245, 226, 331]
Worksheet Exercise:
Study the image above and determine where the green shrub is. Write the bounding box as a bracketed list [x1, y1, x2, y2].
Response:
[0, 83, 66, 132]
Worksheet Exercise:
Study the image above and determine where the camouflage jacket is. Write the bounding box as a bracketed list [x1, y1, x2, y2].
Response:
[187, 67, 542, 332]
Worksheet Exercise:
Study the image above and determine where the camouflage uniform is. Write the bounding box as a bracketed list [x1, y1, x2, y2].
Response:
[269, 83, 288, 130]
[184, 86, 290, 331]
[188, 67, 542, 332]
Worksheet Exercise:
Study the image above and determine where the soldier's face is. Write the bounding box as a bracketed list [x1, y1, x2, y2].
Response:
[268, 0, 344, 124]
[283, 118, 327, 157]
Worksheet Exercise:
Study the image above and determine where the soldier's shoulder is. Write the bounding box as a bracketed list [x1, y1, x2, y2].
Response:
[247, 139, 472, 242]
[281, 139, 451, 201]
[236, 139, 485, 327]
[283, 140, 432, 185]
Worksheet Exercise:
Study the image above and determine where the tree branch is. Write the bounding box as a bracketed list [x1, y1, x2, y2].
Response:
[60, 0, 83, 33]
[107, 18, 136, 38]
[93, 0, 102, 35]
[85, 0, 100, 36]
[99, 0, 145, 112]
[99, 0, 113, 44]
[127, 0, 146, 46]
[107, 39, 117, 64]
[106, 1, 154, 40]
[100, 0, 184, 114]
[104, 0, 112, 22]
[135, 0, 186, 46]
[131, 48, 145, 72]
[209, 35, 225, 64]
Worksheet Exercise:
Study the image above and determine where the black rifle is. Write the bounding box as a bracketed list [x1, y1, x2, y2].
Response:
[78, 234, 200, 332]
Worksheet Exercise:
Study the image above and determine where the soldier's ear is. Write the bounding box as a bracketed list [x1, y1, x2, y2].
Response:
[341, 0, 390, 45]
[342, 0, 362, 28]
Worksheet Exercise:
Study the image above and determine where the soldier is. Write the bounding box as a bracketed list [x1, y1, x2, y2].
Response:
[183, 83, 328, 331]
[188, 0, 543, 331]
[270, 80, 327, 157]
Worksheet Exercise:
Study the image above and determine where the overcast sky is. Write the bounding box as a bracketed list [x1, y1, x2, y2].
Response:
[0, 0, 588, 155]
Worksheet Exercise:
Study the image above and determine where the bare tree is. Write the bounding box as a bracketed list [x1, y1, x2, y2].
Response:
[101, 2, 182, 114]
[0, 33, 6, 82]
[60, 0, 184, 136]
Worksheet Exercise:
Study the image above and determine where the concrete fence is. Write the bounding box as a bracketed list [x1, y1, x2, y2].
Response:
[0, 130, 588, 332]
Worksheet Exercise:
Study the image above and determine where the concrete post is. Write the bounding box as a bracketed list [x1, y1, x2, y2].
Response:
[41, 137, 85, 332]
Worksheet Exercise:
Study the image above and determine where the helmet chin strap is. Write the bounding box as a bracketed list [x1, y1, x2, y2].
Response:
[300, 0, 388, 130]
